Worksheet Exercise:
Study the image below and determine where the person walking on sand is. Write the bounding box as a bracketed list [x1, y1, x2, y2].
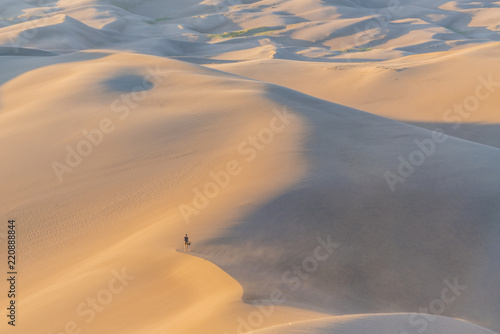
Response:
[184, 234, 190, 252]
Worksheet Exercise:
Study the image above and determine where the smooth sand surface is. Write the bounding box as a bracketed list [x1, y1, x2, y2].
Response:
[1, 1, 499, 333]
[253, 314, 499, 334]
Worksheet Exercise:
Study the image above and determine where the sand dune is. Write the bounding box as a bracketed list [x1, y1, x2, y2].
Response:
[1, 0, 499, 333]
[0, 52, 322, 333]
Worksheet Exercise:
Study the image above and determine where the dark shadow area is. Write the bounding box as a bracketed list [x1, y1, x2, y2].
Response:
[406, 122, 500, 150]
[0, 46, 58, 56]
[104, 74, 154, 92]
[453, 3, 500, 9]
[197, 86, 500, 333]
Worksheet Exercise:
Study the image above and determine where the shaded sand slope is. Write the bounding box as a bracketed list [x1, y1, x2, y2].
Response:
[195, 84, 500, 331]
[253, 314, 499, 334]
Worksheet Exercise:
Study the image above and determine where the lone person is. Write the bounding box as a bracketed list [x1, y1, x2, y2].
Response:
[184, 234, 190, 252]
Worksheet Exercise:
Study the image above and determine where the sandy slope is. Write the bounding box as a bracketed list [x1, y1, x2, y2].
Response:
[1, 1, 500, 334]
[253, 313, 499, 334]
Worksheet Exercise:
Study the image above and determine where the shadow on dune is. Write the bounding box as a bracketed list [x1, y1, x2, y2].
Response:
[198, 87, 500, 332]
[406, 122, 500, 150]
[0, 46, 58, 57]
[105, 74, 154, 92]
